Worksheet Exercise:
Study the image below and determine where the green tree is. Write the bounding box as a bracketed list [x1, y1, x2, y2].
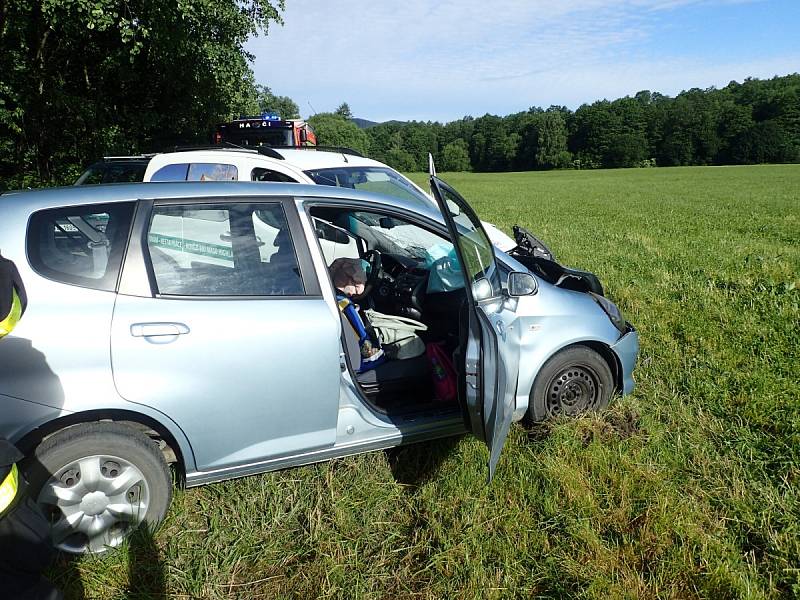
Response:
[363, 123, 400, 165]
[335, 103, 353, 119]
[440, 139, 471, 171]
[535, 113, 569, 168]
[469, 115, 518, 171]
[307, 113, 370, 155]
[730, 120, 798, 164]
[518, 111, 570, 170]
[0, 0, 285, 185]
[255, 85, 300, 119]
[400, 122, 439, 171]
[385, 147, 418, 172]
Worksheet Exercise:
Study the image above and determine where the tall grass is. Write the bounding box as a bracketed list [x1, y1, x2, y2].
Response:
[54, 165, 799, 599]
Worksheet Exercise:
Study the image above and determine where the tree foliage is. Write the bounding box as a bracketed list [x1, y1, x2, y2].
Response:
[335, 102, 353, 120]
[307, 113, 370, 155]
[360, 74, 799, 172]
[0, 0, 284, 186]
[441, 139, 470, 172]
[255, 85, 300, 119]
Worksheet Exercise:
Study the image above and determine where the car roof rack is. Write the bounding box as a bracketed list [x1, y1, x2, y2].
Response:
[101, 154, 158, 161]
[168, 144, 286, 160]
[267, 145, 365, 158]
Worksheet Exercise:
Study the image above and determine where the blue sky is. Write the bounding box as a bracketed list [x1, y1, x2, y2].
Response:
[246, 0, 800, 123]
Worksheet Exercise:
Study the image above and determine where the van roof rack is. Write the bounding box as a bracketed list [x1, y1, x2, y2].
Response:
[101, 154, 157, 161]
[168, 144, 285, 160]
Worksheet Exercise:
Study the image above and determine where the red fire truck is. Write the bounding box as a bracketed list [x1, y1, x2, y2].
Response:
[214, 112, 317, 148]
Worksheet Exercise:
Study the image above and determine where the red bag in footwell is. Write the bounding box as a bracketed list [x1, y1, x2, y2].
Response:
[426, 342, 457, 402]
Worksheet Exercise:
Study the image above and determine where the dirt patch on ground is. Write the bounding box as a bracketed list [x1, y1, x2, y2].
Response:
[580, 407, 644, 446]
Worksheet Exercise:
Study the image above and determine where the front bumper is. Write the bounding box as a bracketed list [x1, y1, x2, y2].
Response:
[610, 324, 639, 395]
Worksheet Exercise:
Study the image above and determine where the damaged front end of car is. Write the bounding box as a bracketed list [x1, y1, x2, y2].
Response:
[508, 225, 605, 297]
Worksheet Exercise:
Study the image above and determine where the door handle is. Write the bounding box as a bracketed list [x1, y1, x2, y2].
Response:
[130, 323, 190, 337]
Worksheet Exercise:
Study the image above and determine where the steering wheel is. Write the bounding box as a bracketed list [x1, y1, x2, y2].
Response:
[352, 249, 382, 301]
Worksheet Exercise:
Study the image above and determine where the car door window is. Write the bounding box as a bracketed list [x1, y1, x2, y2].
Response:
[313, 218, 361, 266]
[434, 184, 500, 297]
[251, 168, 298, 183]
[187, 163, 237, 181]
[27, 202, 135, 290]
[150, 163, 190, 182]
[150, 163, 237, 182]
[147, 202, 304, 296]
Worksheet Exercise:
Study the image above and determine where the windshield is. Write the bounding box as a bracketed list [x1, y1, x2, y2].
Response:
[223, 128, 293, 147]
[75, 161, 148, 185]
[315, 208, 464, 293]
[304, 167, 431, 209]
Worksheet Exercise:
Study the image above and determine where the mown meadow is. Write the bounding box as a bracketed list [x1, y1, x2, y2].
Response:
[52, 165, 799, 599]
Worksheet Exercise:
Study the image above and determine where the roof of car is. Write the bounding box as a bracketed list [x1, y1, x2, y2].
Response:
[0, 181, 445, 225]
[271, 148, 385, 170]
[146, 147, 386, 171]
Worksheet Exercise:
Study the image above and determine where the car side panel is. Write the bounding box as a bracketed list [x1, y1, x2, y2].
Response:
[111, 295, 341, 471]
[509, 280, 625, 420]
[0, 274, 119, 413]
[0, 393, 67, 443]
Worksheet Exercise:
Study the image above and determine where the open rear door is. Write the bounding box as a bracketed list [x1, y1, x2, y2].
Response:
[430, 176, 520, 478]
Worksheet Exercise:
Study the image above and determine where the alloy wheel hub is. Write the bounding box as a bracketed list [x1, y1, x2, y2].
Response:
[37, 454, 150, 554]
[79, 491, 109, 516]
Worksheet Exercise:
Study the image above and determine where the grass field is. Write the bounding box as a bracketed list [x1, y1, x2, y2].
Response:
[52, 165, 798, 599]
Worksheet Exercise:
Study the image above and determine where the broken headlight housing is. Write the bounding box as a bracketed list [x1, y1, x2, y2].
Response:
[590, 292, 627, 334]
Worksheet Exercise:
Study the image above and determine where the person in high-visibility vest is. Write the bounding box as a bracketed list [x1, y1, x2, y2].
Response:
[0, 252, 27, 339]
[0, 252, 62, 600]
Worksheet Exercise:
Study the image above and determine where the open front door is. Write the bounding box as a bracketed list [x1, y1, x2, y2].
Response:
[430, 176, 520, 478]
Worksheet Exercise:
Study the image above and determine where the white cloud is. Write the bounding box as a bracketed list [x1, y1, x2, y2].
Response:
[246, 0, 793, 121]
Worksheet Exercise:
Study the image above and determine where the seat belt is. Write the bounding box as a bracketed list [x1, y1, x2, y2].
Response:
[67, 216, 109, 275]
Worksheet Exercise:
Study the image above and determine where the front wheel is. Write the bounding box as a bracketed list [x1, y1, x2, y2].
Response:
[528, 346, 614, 422]
[25, 421, 172, 554]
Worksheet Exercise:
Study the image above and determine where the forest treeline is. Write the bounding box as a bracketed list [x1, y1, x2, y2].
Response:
[321, 74, 800, 172]
[0, 0, 796, 187]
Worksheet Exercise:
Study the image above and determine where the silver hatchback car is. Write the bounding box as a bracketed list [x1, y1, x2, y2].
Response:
[0, 176, 638, 554]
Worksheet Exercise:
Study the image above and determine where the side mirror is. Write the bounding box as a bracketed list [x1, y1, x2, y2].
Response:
[300, 128, 308, 143]
[507, 271, 538, 297]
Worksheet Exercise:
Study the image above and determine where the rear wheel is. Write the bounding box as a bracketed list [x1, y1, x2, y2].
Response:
[529, 346, 614, 422]
[25, 421, 172, 554]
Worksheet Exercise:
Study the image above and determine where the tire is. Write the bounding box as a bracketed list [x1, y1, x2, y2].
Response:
[528, 346, 614, 422]
[24, 421, 172, 555]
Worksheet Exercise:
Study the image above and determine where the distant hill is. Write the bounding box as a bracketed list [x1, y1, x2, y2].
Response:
[350, 117, 408, 129]
[351, 117, 379, 129]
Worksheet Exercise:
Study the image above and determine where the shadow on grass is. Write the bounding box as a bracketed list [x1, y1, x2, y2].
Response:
[385, 435, 463, 489]
[53, 524, 166, 600]
[51, 554, 84, 600]
[125, 525, 166, 600]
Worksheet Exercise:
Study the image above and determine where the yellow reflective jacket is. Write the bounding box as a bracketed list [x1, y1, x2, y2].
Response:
[0, 288, 22, 339]
[0, 463, 19, 516]
[0, 254, 26, 338]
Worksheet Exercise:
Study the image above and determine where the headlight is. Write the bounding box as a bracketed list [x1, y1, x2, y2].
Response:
[590, 292, 627, 334]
